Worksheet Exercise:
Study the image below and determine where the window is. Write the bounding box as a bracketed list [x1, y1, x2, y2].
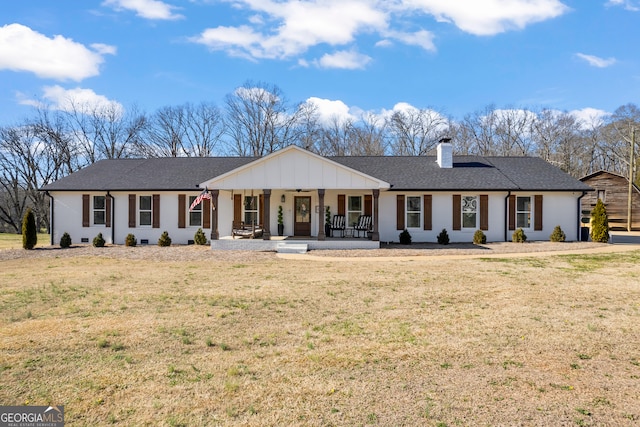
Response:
[139, 195, 152, 226]
[462, 196, 477, 228]
[406, 196, 421, 228]
[188, 195, 202, 227]
[597, 190, 606, 203]
[516, 196, 531, 228]
[347, 196, 362, 227]
[93, 196, 106, 225]
[244, 196, 258, 225]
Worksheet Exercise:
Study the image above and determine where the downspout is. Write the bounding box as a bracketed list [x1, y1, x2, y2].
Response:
[107, 192, 115, 244]
[504, 191, 511, 242]
[577, 191, 587, 242]
[45, 191, 54, 245]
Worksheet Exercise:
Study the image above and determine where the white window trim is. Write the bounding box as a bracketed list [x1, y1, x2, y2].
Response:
[406, 195, 422, 229]
[188, 195, 203, 227]
[461, 195, 478, 229]
[347, 195, 363, 227]
[244, 195, 259, 226]
[516, 196, 532, 230]
[93, 195, 106, 226]
[139, 195, 152, 227]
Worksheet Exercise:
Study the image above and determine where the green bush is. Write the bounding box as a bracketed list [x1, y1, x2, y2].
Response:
[325, 206, 331, 226]
[473, 229, 486, 244]
[93, 232, 106, 247]
[437, 228, 449, 245]
[60, 232, 72, 248]
[22, 208, 37, 250]
[512, 228, 527, 243]
[125, 233, 137, 247]
[399, 229, 412, 245]
[278, 205, 284, 225]
[194, 228, 207, 245]
[549, 225, 566, 242]
[158, 231, 172, 247]
[590, 199, 609, 243]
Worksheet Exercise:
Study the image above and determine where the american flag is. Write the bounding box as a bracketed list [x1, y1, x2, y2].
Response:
[189, 189, 212, 211]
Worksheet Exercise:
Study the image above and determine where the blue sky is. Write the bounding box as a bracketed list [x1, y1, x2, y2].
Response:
[0, 0, 638, 126]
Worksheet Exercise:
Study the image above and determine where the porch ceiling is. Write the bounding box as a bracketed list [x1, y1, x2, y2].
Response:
[200, 146, 390, 190]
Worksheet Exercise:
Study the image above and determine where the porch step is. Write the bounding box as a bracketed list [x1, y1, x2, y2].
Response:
[276, 242, 308, 254]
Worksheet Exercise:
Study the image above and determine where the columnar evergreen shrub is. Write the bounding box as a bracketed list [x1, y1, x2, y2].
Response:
[549, 225, 566, 242]
[473, 229, 486, 244]
[194, 228, 207, 245]
[590, 199, 609, 243]
[399, 229, 412, 245]
[125, 233, 137, 247]
[512, 228, 527, 243]
[93, 232, 106, 247]
[158, 231, 172, 247]
[22, 208, 37, 250]
[437, 228, 450, 245]
[60, 232, 72, 248]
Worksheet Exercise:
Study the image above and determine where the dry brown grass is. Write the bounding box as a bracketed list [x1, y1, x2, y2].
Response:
[1, 248, 640, 426]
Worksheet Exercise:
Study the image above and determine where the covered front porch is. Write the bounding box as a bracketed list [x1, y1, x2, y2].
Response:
[200, 146, 390, 250]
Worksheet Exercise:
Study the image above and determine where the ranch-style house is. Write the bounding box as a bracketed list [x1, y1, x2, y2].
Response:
[41, 142, 593, 250]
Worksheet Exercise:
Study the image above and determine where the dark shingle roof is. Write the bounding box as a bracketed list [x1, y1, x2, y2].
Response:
[41, 154, 592, 192]
[41, 157, 256, 191]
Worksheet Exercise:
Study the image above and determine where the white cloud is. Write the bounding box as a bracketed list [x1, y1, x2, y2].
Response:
[191, 0, 568, 64]
[102, 0, 183, 20]
[192, 0, 387, 60]
[606, 0, 640, 11]
[576, 53, 617, 68]
[401, 0, 569, 36]
[19, 85, 124, 116]
[304, 97, 357, 125]
[0, 24, 113, 81]
[313, 50, 372, 69]
[569, 107, 610, 128]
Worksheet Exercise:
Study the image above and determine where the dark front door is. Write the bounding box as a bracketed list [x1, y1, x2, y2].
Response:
[294, 196, 311, 236]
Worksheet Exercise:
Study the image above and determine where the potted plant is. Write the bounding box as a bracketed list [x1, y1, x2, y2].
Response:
[277, 205, 284, 236]
[325, 206, 331, 237]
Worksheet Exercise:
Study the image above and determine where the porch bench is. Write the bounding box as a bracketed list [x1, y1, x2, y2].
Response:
[232, 221, 264, 239]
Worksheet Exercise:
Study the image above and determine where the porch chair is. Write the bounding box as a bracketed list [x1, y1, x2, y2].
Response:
[353, 215, 372, 238]
[329, 214, 346, 237]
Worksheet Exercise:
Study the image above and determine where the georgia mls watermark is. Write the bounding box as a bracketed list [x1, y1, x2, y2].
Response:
[0, 406, 64, 427]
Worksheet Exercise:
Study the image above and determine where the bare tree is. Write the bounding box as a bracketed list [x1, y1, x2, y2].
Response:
[350, 113, 388, 155]
[65, 101, 146, 162]
[183, 102, 225, 157]
[224, 81, 300, 156]
[387, 106, 448, 155]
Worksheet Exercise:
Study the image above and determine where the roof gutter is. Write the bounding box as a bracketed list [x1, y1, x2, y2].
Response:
[504, 191, 511, 242]
[45, 191, 54, 245]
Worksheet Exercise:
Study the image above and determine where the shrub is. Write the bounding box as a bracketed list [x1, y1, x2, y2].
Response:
[22, 208, 37, 250]
[278, 205, 284, 225]
[473, 229, 486, 244]
[60, 232, 72, 248]
[590, 199, 609, 243]
[549, 225, 566, 242]
[125, 233, 137, 247]
[512, 228, 527, 243]
[325, 206, 331, 226]
[437, 228, 449, 245]
[93, 232, 106, 247]
[399, 229, 412, 245]
[194, 228, 207, 245]
[158, 231, 172, 247]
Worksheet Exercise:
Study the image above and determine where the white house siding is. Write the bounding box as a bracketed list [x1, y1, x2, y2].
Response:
[50, 191, 212, 246]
